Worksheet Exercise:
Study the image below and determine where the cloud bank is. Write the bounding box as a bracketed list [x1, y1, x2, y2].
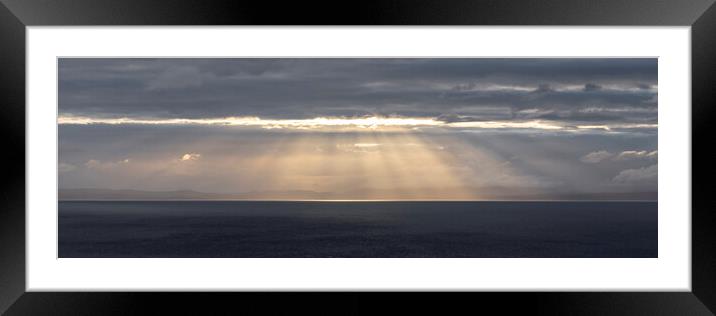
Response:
[59, 58, 657, 131]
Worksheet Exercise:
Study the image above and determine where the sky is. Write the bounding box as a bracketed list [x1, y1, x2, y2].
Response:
[58, 58, 658, 200]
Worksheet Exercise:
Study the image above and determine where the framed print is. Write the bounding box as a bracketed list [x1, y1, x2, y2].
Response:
[1, 0, 716, 314]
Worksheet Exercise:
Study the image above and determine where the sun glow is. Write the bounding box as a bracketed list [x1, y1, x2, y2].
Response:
[85, 124, 509, 200]
[232, 129, 484, 200]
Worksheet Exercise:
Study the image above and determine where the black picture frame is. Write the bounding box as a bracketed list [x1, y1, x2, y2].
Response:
[1, 0, 715, 314]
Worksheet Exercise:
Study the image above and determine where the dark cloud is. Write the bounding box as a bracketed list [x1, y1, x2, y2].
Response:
[533, 83, 554, 93]
[59, 58, 657, 126]
[584, 83, 602, 91]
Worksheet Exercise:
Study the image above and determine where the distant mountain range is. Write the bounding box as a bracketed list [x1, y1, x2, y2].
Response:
[58, 188, 332, 200]
[59, 188, 657, 201]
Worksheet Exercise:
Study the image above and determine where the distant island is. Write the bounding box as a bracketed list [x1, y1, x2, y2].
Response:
[58, 188, 657, 201]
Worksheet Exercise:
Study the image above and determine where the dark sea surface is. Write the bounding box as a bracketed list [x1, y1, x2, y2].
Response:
[58, 201, 657, 258]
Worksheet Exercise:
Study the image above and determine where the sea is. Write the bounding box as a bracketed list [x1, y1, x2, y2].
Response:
[58, 201, 657, 258]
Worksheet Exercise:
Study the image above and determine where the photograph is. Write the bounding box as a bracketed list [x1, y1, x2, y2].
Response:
[57, 58, 658, 258]
[3, 0, 713, 313]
